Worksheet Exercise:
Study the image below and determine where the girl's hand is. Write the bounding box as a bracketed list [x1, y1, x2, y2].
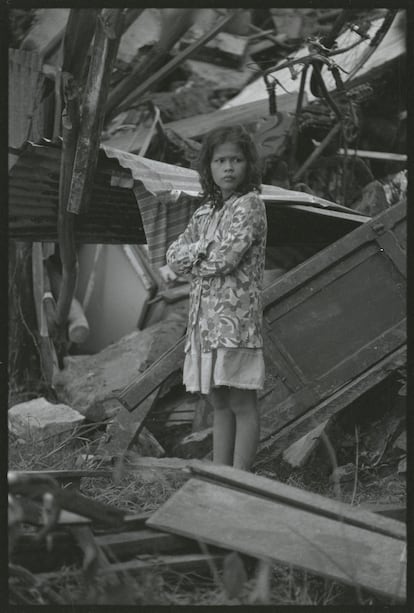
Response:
[159, 264, 178, 284]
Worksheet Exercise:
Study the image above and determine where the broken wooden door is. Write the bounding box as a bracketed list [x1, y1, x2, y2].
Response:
[259, 199, 406, 454]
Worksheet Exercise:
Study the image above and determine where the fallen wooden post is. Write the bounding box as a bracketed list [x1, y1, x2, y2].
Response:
[54, 9, 97, 333]
[67, 9, 124, 215]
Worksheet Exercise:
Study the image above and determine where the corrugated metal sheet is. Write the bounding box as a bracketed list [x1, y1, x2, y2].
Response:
[9, 140, 368, 244]
[9, 141, 145, 244]
[103, 144, 358, 213]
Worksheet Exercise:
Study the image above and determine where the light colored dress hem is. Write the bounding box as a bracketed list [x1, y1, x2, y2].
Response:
[183, 328, 265, 395]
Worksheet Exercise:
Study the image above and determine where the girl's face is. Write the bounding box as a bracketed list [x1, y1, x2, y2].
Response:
[210, 141, 247, 200]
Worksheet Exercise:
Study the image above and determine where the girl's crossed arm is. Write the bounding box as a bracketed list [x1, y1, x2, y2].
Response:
[196, 195, 266, 277]
[166, 212, 206, 275]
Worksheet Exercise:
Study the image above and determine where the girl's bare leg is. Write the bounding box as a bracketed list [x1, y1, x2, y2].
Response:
[229, 388, 259, 471]
[209, 387, 235, 465]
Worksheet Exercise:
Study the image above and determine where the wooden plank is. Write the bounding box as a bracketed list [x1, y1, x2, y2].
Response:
[37, 553, 223, 580]
[93, 512, 151, 534]
[164, 92, 301, 140]
[116, 337, 185, 412]
[189, 463, 406, 541]
[258, 345, 406, 460]
[148, 478, 406, 601]
[13, 469, 113, 480]
[103, 390, 161, 455]
[124, 456, 194, 472]
[95, 528, 194, 557]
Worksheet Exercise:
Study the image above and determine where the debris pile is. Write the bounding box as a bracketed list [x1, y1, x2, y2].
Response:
[8, 8, 407, 605]
[8, 463, 406, 604]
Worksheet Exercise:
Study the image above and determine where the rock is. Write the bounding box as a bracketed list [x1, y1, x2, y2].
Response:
[8, 397, 84, 442]
[173, 427, 213, 459]
[53, 314, 187, 421]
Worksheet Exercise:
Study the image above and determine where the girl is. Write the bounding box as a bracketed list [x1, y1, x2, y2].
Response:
[164, 125, 267, 471]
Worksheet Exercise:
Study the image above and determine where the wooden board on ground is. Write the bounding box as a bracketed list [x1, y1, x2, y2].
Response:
[147, 478, 406, 602]
[189, 463, 406, 541]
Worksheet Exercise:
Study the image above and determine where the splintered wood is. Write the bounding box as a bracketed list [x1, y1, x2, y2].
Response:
[148, 465, 406, 602]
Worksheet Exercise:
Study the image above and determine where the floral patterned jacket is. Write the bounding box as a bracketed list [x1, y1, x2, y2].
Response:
[166, 191, 267, 352]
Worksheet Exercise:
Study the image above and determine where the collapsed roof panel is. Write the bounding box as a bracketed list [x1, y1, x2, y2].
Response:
[9, 140, 368, 246]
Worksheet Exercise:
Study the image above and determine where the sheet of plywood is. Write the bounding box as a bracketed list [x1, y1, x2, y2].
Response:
[148, 478, 406, 601]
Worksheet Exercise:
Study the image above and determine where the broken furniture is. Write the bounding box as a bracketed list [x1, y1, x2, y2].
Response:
[115, 200, 406, 461]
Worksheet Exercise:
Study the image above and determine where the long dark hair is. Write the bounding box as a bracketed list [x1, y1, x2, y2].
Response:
[197, 125, 262, 209]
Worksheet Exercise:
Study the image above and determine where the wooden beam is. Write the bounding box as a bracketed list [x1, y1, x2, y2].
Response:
[115, 337, 185, 412]
[54, 9, 97, 333]
[67, 10, 124, 214]
[54, 73, 79, 332]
